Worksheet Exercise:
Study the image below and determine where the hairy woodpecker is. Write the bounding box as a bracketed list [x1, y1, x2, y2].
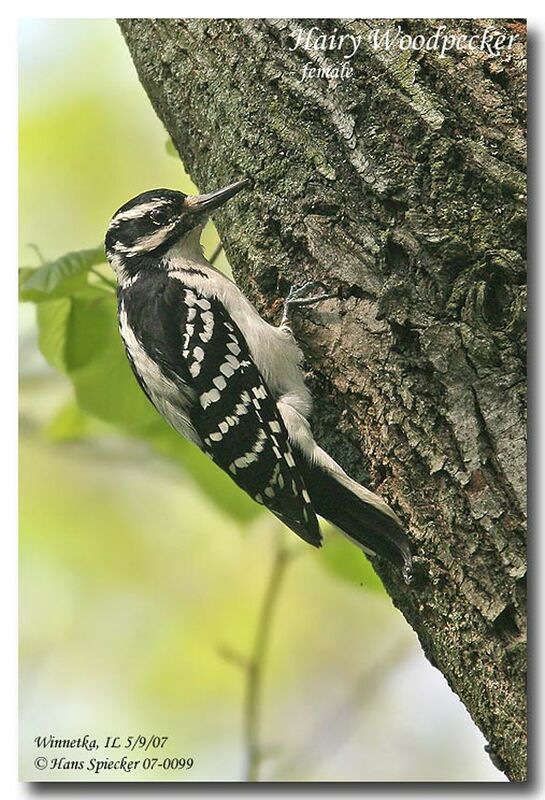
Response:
[105, 178, 412, 581]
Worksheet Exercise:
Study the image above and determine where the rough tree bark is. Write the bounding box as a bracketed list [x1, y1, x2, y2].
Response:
[118, 19, 527, 780]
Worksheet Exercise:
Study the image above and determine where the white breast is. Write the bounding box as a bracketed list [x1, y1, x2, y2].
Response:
[118, 302, 201, 446]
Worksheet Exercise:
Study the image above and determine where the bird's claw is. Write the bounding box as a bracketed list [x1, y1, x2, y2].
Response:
[285, 281, 330, 303]
[281, 281, 336, 327]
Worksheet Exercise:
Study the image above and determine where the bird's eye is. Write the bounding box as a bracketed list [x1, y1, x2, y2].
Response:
[150, 208, 170, 226]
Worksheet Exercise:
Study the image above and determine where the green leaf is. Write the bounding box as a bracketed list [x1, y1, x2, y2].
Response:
[319, 528, 386, 593]
[19, 246, 106, 302]
[19, 267, 36, 293]
[36, 297, 72, 372]
[35, 286, 107, 373]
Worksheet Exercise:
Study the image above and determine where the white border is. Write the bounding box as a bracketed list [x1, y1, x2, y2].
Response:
[6, 6, 539, 798]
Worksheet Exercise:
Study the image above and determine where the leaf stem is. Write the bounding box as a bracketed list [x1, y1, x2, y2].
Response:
[90, 268, 117, 291]
[28, 243, 46, 265]
[244, 536, 291, 782]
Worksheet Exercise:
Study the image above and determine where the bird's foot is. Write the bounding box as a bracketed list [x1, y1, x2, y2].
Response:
[281, 281, 336, 327]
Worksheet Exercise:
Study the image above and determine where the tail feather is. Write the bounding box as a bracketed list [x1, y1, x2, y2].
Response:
[294, 449, 412, 580]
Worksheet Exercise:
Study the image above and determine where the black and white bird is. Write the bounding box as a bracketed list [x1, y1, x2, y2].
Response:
[105, 178, 412, 581]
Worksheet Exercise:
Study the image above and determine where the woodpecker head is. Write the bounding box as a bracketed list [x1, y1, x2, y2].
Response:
[105, 177, 250, 282]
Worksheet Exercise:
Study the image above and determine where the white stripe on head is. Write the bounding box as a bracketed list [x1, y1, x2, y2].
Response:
[114, 223, 177, 255]
[112, 199, 170, 224]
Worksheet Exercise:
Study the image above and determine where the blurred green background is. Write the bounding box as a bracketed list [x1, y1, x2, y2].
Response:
[19, 19, 504, 782]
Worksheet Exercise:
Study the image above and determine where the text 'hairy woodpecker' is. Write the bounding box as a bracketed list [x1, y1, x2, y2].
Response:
[105, 177, 412, 582]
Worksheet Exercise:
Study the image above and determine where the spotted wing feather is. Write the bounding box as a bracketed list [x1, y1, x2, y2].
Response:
[175, 283, 321, 546]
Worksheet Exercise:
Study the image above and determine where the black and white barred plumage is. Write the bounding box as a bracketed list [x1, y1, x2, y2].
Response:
[105, 179, 412, 579]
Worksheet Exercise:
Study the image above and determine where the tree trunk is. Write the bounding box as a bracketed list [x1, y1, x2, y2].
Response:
[118, 18, 527, 780]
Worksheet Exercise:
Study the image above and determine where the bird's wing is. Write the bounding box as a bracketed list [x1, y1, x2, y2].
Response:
[156, 276, 321, 547]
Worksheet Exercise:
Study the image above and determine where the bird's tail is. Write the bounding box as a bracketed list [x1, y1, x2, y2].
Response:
[295, 448, 413, 582]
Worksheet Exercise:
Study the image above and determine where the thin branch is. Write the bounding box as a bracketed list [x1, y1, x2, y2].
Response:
[209, 241, 223, 265]
[273, 637, 413, 780]
[244, 535, 292, 782]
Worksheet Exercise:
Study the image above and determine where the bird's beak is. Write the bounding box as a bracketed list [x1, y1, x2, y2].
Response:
[184, 177, 251, 213]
